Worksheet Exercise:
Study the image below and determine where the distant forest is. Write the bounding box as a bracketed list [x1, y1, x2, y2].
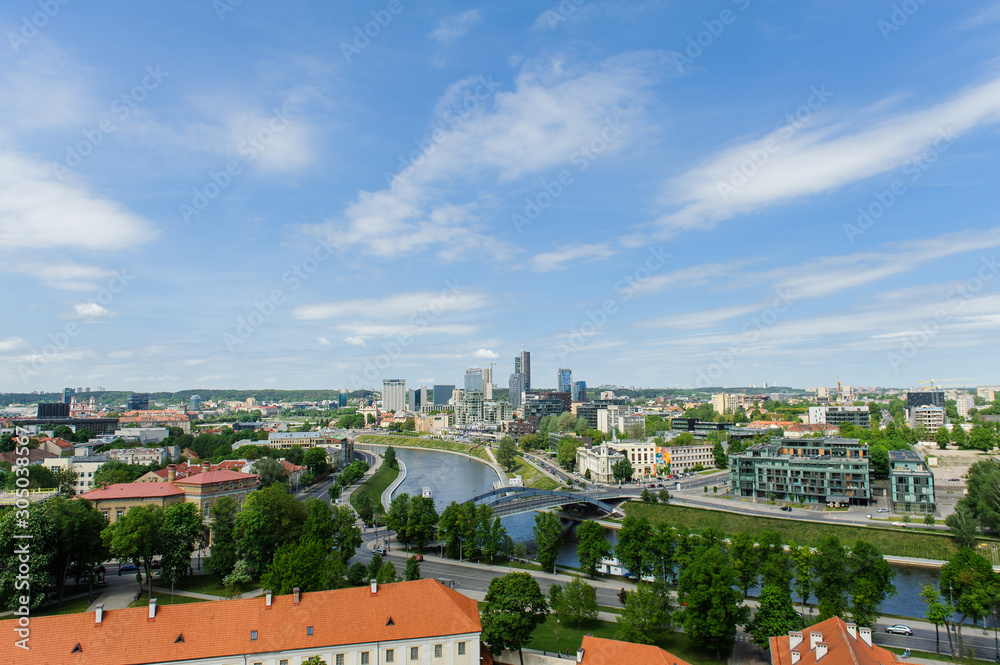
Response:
[0, 389, 376, 408]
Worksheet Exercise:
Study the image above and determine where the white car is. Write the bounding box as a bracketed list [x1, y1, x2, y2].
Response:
[885, 624, 912, 636]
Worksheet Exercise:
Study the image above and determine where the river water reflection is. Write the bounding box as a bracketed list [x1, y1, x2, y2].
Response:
[390, 445, 942, 620]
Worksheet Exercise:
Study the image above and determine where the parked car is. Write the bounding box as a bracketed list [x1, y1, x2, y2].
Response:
[150, 560, 161, 570]
[885, 624, 912, 636]
[647, 484, 657, 488]
[949, 478, 961, 482]
[891, 521, 906, 527]
[373, 548, 386, 556]
[780, 505, 792, 512]
[118, 563, 137, 574]
[411, 554, 423, 562]
[877, 508, 890, 513]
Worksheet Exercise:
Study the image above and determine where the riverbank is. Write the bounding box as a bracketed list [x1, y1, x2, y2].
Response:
[350, 457, 399, 516]
[382, 457, 407, 511]
[358, 435, 512, 489]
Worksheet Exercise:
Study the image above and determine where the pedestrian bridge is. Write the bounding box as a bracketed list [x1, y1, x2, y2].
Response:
[467, 486, 629, 517]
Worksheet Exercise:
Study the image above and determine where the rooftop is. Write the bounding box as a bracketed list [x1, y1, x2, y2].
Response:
[770, 616, 898, 665]
[580, 635, 692, 665]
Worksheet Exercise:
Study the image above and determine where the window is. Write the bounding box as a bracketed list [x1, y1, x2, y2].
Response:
[410, 647, 419, 660]
[361, 652, 370, 664]
[336, 655, 344, 665]
[116, 508, 124, 519]
[434, 644, 443, 658]
[280, 661, 288, 665]
[458, 642, 466, 655]
[250, 631, 257, 640]
[307, 626, 314, 635]
[386, 649, 395, 662]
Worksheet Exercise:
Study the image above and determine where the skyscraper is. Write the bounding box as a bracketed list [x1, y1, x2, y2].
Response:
[433, 385, 455, 406]
[126, 393, 149, 411]
[382, 379, 406, 412]
[557, 369, 572, 394]
[509, 373, 525, 409]
[482, 366, 493, 399]
[571, 380, 587, 402]
[515, 349, 530, 391]
[407, 387, 427, 412]
[464, 368, 484, 394]
[63, 387, 74, 405]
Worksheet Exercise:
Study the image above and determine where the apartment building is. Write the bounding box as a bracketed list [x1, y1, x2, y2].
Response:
[807, 405, 871, 428]
[888, 450, 936, 514]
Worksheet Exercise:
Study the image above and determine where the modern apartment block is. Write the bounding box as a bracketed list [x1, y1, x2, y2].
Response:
[729, 437, 871, 506]
[807, 405, 871, 428]
[126, 392, 150, 411]
[571, 380, 587, 402]
[557, 368, 573, 394]
[908, 404, 946, 430]
[382, 379, 406, 412]
[888, 450, 936, 514]
[464, 368, 483, 394]
[514, 349, 530, 390]
[906, 389, 944, 409]
[508, 373, 525, 409]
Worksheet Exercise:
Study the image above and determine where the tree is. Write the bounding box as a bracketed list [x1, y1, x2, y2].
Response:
[641, 487, 654, 502]
[367, 553, 384, 581]
[812, 536, 851, 620]
[387, 493, 412, 547]
[557, 438, 579, 470]
[615, 516, 652, 580]
[532, 512, 563, 573]
[920, 584, 953, 656]
[954, 460, 1000, 533]
[557, 411, 577, 431]
[945, 504, 981, 548]
[952, 424, 968, 448]
[730, 531, 760, 598]
[0, 502, 59, 609]
[208, 496, 239, 577]
[303, 447, 330, 476]
[407, 496, 439, 550]
[612, 457, 633, 483]
[969, 426, 997, 452]
[496, 436, 518, 473]
[252, 457, 289, 487]
[935, 427, 951, 450]
[103, 505, 162, 597]
[479, 516, 508, 565]
[331, 505, 362, 566]
[577, 520, 612, 577]
[92, 460, 149, 486]
[848, 540, 896, 627]
[302, 657, 327, 665]
[160, 502, 203, 588]
[518, 433, 540, 451]
[356, 493, 375, 527]
[548, 583, 563, 617]
[617, 583, 671, 644]
[679, 545, 749, 659]
[713, 439, 727, 468]
[347, 561, 368, 586]
[376, 560, 398, 584]
[52, 467, 78, 496]
[746, 582, 801, 648]
[940, 548, 998, 659]
[480, 572, 548, 665]
[559, 577, 598, 626]
[405, 556, 421, 581]
[789, 543, 813, 613]
[234, 483, 308, 576]
[383, 445, 397, 470]
[45, 497, 109, 604]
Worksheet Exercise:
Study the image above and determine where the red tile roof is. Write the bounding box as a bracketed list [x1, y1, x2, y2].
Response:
[39, 436, 75, 449]
[78, 483, 184, 500]
[0, 449, 55, 464]
[580, 635, 692, 665]
[0, 579, 481, 665]
[770, 616, 898, 665]
[173, 469, 258, 486]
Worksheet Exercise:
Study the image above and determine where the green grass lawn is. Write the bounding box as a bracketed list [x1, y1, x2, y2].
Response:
[624, 502, 963, 560]
[167, 572, 229, 597]
[350, 459, 400, 512]
[129, 590, 209, 609]
[28, 593, 102, 617]
[356, 435, 490, 461]
[884, 645, 993, 664]
[513, 455, 561, 490]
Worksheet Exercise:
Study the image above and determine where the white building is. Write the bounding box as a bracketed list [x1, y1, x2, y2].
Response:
[382, 378, 407, 412]
[956, 394, 975, 418]
[575, 444, 625, 484]
[909, 404, 946, 431]
[112, 427, 170, 444]
[106, 447, 177, 465]
[42, 455, 109, 492]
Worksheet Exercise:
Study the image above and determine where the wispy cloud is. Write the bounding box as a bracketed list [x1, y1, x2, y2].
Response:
[429, 10, 482, 45]
[294, 291, 489, 320]
[527, 243, 616, 272]
[656, 75, 1000, 236]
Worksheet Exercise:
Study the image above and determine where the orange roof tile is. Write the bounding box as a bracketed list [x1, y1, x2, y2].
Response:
[79, 483, 184, 500]
[580, 635, 692, 665]
[0, 579, 481, 665]
[173, 469, 258, 485]
[770, 616, 898, 665]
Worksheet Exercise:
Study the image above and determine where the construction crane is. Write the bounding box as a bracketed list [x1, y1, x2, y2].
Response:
[918, 379, 937, 388]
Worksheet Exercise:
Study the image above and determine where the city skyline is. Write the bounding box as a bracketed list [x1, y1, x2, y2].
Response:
[2, 3, 1000, 392]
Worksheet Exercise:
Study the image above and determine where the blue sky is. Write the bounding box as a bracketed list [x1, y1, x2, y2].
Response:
[2, 1, 1000, 393]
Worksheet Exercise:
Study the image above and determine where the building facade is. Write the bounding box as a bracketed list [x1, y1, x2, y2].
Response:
[807, 405, 871, 428]
[557, 369, 572, 394]
[508, 373, 525, 409]
[575, 444, 625, 483]
[729, 437, 871, 505]
[382, 379, 407, 412]
[909, 404, 946, 430]
[888, 450, 936, 514]
[571, 380, 587, 403]
[432, 384, 455, 406]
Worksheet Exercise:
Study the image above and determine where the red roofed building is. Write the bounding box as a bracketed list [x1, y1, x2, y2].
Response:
[770, 617, 899, 665]
[0, 579, 482, 665]
[579, 635, 693, 665]
[118, 409, 191, 433]
[38, 436, 75, 456]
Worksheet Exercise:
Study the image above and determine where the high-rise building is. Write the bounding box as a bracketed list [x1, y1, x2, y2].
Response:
[571, 380, 587, 402]
[382, 379, 406, 412]
[126, 393, 149, 411]
[190, 395, 202, 411]
[464, 368, 484, 394]
[63, 387, 74, 405]
[509, 373, 525, 409]
[514, 349, 530, 391]
[432, 385, 455, 406]
[906, 390, 944, 410]
[407, 386, 428, 413]
[337, 392, 348, 408]
[482, 367, 493, 400]
[557, 369, 573, 394]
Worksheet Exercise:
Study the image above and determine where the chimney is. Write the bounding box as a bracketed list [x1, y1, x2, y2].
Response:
[148, 598, 157, 619]
[815, 642, 828, 661]
[788, 631, 803, 650]
[265, 590, 273, 608]
[95, 603, 105, 624]
[576, 648, 585, 663]
[809, 631, 822, 650]
[790, 651, 801, 665]
[202, 461, 211, 473]
[293, 587, 301, 604]
[858, 627, 872, 647]
[845, 623, 857, 641]
[167, 465, 176, 482]
[370, 579, 378, 595]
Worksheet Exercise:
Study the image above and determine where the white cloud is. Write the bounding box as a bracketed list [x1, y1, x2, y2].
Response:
[0, 150, 158, 251]
[316, 53, 660, 258]
[0, 337, 26, 352]
[960, 3, 1000, 29]
[473, 348, 499, 359]
[343, 336, 366, 346]
[657, 74, 1000, 235]
[72, 303, 112, 319]
[429, 10, 482, 45]
[317, 336, 331, 345]
[527, 243, 616, 272]
[294, 291, 489, 321]
[108, 350, 134, 359]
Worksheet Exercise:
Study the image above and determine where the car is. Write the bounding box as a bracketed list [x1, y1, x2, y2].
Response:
[411, 554, 423, 562]
[373, 548, 386, 556]
[647, 484, 657, 488]
[877, 508, 890, 513]
[891, 521, 906, 527]
[150, 560, 161, 570]
[885, 624, 912, 636]
[949, 478, 961, 482]
[119, 563, 137, 573]
[780, 505, 792, 512]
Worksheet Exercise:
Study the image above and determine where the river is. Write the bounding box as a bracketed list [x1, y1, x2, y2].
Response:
[388, 445, 946, 621]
